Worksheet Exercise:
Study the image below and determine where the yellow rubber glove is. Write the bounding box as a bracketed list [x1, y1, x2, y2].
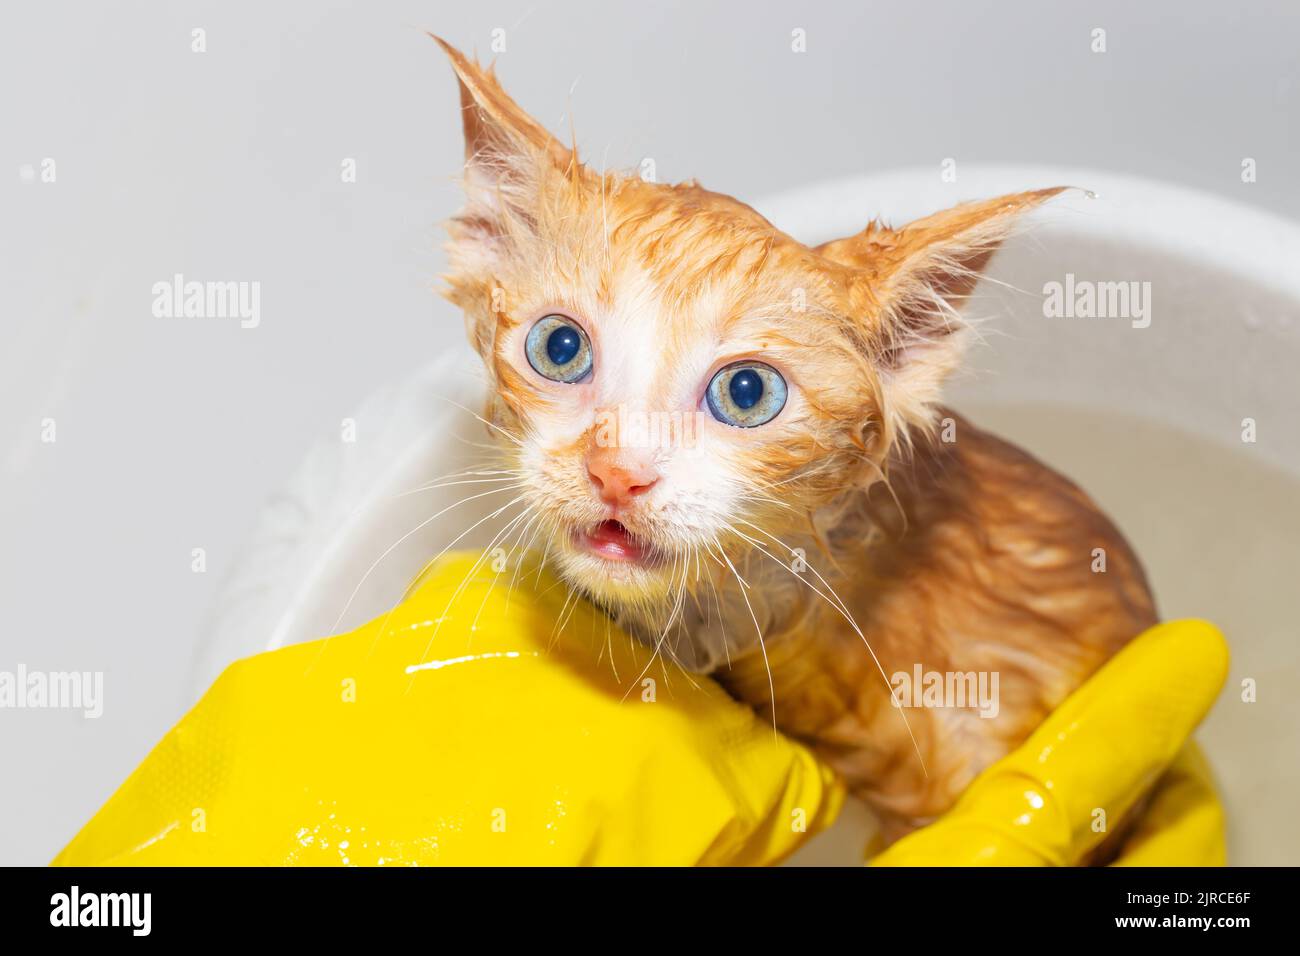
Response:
[53, 548, 1227, 867]
[872, 618, 1230, 866]
[52, 552, 843, 866]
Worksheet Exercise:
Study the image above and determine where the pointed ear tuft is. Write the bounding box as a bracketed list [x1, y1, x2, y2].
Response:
[430, 34, 575, 176]
[818, 187, 1065, 443]
[433, 35, 587, 287]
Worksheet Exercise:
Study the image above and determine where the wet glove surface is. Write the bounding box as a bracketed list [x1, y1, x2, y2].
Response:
[53, 552, 843, 866]
[872, 618, 1229, 866]
[54, 553, 1227, 866]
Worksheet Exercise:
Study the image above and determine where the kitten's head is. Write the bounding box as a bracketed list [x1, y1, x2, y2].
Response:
[435, 38, 1060, 626]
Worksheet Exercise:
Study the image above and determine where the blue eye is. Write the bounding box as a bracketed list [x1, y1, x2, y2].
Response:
[705, 361, 787, 427]
[525, 314, 593, 383]
[547, 327, 581, 365]
[728, 369, 764, 409]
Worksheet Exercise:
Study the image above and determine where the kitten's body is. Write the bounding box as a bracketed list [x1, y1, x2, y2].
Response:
[431, 39, 1157, 839]
[708, 412, 1155, 834]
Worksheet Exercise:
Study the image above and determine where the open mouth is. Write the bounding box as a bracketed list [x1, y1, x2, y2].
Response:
[577, 519, 654, 564]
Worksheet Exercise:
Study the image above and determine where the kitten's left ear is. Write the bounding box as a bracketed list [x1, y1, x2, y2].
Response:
[432, 36, 573, 168]
[817, 187, 1065, 442]
[431, 35, 577, 214]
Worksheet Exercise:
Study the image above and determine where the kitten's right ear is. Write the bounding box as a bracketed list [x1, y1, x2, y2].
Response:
[431, 35, 576, 208]
[817, 188, 1065, 447]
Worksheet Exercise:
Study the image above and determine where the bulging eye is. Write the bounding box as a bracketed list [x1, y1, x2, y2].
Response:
[525, 314, 593, 384]
[705, 361, 788, 427]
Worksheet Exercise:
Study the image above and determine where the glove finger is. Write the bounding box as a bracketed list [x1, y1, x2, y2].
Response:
[874, 619, 1228, 866]
[1111, 741, 1226, 867]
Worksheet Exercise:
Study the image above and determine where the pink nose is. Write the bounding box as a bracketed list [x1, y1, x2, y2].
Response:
[586, 448, 660, 506]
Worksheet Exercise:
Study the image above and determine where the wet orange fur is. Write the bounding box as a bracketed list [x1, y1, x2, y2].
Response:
[432, 38, 1156, 836]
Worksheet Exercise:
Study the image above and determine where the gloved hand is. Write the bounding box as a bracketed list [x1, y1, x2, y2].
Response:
[873, 618, 1230, 866]
[53, 550, 1228, 867]
[53, 552, 844, 866]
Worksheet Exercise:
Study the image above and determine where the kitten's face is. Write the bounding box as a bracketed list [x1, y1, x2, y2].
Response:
[435, 38, 1059, 634]
[470, 181, 883, 609]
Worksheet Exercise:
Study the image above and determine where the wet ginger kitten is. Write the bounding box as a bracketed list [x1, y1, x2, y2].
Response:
[433, 38, 1157, 838]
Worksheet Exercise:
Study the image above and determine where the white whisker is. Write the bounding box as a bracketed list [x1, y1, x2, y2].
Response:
[730, 518, 929, 778]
